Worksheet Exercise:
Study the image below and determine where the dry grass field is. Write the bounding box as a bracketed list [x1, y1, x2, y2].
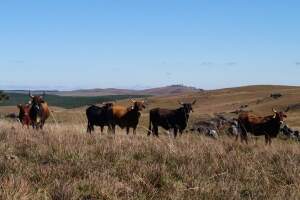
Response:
[1, 122, 300, 199]
[0, 85, 300, 199]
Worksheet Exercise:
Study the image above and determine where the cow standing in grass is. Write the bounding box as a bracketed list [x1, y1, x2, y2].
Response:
[148, 100, 196, 137]
[29, 92, 50, 129]
[237, 108, 288, 145]
[86, 103, 114, 134]
[17, 104, 32, 128]
[111, 99, 146, 135]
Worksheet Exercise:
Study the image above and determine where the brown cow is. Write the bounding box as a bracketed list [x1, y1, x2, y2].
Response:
[237, 108, 287, 145]
[17, 104, 31, 128]
[29, 91, 50, 129]
[110, 99, 146, 134]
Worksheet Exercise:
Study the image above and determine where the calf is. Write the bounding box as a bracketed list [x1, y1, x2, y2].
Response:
[17, 104, 31, 128]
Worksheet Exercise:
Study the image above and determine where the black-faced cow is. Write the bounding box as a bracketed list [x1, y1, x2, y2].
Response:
[148, 100, 196, 137]
[28, 91, 50, 129]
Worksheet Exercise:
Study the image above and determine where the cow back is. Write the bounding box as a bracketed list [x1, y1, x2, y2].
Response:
[40, 102, 50, 120]
[112, 105, 128, 119]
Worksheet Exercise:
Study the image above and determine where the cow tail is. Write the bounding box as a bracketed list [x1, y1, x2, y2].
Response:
[236, 120, 241, 141]
[237, 119, 247, 142]
[148, 114, 152, 136]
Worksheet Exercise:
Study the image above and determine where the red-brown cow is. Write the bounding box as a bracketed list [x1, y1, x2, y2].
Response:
[110, 99, 146, 135]
[17, 103, 31, 128]
[237, 108, 288, 145]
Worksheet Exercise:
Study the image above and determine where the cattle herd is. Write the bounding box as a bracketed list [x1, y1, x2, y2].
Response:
[13, 92, 293, 145]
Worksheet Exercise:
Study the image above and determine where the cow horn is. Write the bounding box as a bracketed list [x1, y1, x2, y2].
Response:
[29, 91, 34, 98]
[285, 106, 290, 113]
[192, 100, 197, 105]
[178, 101, 183, 105]
[272, 108, 277, 113]
[130, 99, 135, 103]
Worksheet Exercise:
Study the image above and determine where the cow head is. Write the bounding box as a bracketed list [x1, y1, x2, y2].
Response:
[179, 100, 196, 113]
[29, 91, 46, 118]
[130, 99, 146, 111]
[102, 102, 114, 108]
[272, 108, 287, 124]
[29, 91, 45, 105]
[17, 103, 30, 113]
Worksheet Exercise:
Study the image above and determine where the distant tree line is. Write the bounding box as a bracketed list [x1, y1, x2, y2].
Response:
[0, 92, 149, 109]
[0, 91, 9, 102]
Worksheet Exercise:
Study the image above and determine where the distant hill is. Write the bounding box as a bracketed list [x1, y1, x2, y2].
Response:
[54, 85, 203, 96]
[3, 85, 203, 97]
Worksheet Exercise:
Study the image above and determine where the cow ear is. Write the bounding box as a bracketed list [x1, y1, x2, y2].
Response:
[285, 106, 290, 113]
[192, 100, 197, 105]
[29, 91, 34, 99]
[178, 101, 183, 105]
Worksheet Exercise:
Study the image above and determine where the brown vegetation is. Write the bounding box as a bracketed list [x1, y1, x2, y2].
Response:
[1, 121, 300, 199]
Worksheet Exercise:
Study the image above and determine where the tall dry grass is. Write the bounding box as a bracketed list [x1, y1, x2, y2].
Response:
[0, 120, 300, 199]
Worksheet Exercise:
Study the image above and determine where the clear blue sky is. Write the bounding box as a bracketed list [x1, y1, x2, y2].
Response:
[0, 0, 299, 90]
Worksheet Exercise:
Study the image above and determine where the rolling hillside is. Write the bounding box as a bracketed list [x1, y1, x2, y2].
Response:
[1, 85, 299, 129]
[4, 85, 203, 97]
[0, 85, 300, 199]
[0, 93, 148, 109]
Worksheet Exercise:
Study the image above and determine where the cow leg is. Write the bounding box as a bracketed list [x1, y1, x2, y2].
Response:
[244, 134, 248, 145]
[87, 123, 91, 133]
[107, 125, 113, 134]
[240, 130, 248, 144]
[174, 128, 178, 138]
[100, 126, 104, 133]
[153, 125, 159, 137]
[112, 125, 116, 134]
[265, 134, 270, 145]
[40, 121, 45, 130]
[148, 121, 152, 136]
[179, 129, 184, 136]
[126, 127, 130, 135]
[133, 127, 137, 135]
[265, 134, 272, 145]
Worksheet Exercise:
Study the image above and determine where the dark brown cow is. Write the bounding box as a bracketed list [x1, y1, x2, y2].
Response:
[86, 103, 114, 133]
[29, 91, 50, 129]
[148, 100, 196, 137]
[110, 99, 146, 134]
[17, 104, 31, 128]
[237, 108, 288, 145]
